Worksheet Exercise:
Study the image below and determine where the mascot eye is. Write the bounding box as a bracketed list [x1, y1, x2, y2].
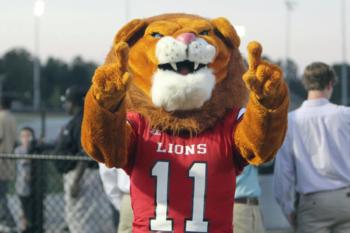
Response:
[199, 30, 210, 36]
[151, 32, 164, 38]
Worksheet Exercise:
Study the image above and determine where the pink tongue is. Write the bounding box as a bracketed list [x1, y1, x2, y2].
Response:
[179, 67, 190, 75]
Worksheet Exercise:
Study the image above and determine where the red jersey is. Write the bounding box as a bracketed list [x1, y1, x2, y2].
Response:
[125, 108, 246, 233]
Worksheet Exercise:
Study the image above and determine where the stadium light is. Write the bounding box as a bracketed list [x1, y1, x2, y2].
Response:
[285, 0, 297, 79]
[34, 0, 45, 17]
[341, 0, 348, 105]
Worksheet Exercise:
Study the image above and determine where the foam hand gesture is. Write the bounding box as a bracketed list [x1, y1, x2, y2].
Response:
[243, 41, 287, 109]
[92, 42, 132, 111]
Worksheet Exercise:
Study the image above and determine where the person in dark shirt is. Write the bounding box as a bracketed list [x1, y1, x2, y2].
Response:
[53, 86, 114, 233]
[53, 86, 90, 174]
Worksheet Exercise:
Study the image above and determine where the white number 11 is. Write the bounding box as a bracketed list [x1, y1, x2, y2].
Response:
[150, 161, 208, 232]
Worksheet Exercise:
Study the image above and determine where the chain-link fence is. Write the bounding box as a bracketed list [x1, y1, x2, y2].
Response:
[0, 154, 118, 233]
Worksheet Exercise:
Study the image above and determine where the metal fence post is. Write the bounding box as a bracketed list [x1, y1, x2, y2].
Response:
[33, 159, 45, 233]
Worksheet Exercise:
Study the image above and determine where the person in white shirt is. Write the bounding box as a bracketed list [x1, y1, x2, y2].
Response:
[0, 96, 17, 233]
[99, 163, 133, 233]
[274, 62, 350, 233]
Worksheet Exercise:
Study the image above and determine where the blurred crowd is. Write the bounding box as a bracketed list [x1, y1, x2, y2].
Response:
[0, 87, 115, 233]
[0, 61, 349, 233]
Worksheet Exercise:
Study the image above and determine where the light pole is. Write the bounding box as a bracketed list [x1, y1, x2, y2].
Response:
[0, 74, 6, 101]
[285, 0, 296, 79]
[33, 0, 45, 111]
[125, 0, 130, 22]
[341, 0, 348, 105]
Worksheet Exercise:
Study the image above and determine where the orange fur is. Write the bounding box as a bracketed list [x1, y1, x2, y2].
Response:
[234, 90, 289, 165]
[81, 14, 288, 168]
[234, 41, 289, 164]
[82, 89, 129, 167]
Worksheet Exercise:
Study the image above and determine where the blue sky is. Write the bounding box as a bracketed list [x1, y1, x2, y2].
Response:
[1, 0, 349, 73]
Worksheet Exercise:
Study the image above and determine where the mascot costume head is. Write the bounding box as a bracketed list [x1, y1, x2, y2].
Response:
[82, 13, 289, 232]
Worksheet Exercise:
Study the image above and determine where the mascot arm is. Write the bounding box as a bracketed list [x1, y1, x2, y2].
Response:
[234, 41, 289, 166]
[81, 42, 133, 168]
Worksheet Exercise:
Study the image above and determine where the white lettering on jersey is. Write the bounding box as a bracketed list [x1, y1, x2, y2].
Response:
[156, 142, 207, 155]
[185, 145, 195, 155]
[150, 129, 162, 135]
[168, 143, 174, 153]
[156, 142, 167, 153]
[174, 145, 184, 155]
[197, 144, 207, 154]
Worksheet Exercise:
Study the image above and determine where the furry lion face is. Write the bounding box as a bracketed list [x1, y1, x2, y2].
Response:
[106, 14, 242, 112]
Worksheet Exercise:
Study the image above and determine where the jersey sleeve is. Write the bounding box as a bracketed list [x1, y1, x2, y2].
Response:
[232, 108, 248, 175]
[123, 112, 141, 175]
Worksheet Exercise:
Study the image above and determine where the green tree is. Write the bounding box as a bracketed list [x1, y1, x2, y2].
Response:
[1, 48, 33, 104]
[66, 56, 96, 90]
[1, 48, 98, 110]
[41, 56, 97, 109]
[41, 57, 69, 108]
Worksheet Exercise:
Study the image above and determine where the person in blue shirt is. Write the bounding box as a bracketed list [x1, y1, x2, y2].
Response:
[274, 62, 350, 233]
[234, 165, 265, 233]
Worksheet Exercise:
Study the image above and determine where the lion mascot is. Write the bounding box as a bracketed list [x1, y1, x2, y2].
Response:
[81, 13, 289, 232]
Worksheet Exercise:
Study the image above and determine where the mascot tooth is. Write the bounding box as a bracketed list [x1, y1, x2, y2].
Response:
[82, 13, 289, 232]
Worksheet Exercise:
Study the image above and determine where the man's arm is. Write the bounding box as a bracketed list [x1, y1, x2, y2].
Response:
[99, 163, 123, 210]
[69, 161, 87, 198]
[273, 126, 297, 229]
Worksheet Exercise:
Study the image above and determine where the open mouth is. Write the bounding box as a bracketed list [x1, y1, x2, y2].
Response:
[158, 60, 207, 75]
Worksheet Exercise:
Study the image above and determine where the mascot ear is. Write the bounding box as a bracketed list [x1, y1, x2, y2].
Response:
[105, 19, 147, 64]
[113, 19, 148, 45]
[211, 17, 240, 48]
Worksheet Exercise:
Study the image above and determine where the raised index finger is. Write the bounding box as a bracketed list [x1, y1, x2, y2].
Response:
[247, 41, 262, 71]
[113, 42, 130, 73]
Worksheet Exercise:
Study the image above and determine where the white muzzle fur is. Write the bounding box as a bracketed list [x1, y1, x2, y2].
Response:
[151, 36, 217, 111]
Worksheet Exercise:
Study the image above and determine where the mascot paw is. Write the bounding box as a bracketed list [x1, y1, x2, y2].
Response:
[243, 41, 287, 109]
[92, 42, 132, 111]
